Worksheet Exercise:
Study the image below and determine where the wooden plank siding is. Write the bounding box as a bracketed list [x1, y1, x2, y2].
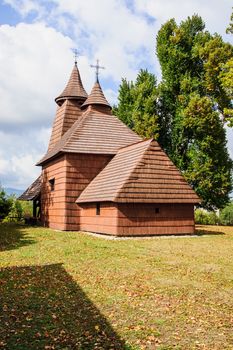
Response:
[79, 203, 195, 236]
[41, 153, 112, 230]
[41, 155, 67, 230]
[116, 203, 195, 235]
[79, 203, 119, 235]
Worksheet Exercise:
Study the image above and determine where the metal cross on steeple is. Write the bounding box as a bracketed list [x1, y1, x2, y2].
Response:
[90, 59, 105, 82]
[73, 49, 79, 65]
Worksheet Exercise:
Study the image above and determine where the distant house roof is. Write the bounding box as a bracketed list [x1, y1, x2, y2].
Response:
[55, 63, 88, 106]
[77, 139, 200, 204]
[81, 80, 111, 109]
[18, 174, 42, 201]
[37, 111, 142, 165]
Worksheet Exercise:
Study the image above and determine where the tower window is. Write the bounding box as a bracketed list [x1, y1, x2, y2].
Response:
[49, 178, 55, 191]
[96, 203, 100, 215]
[155, 207, 160, 214]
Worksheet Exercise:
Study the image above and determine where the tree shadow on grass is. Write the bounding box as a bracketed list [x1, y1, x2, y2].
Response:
[0, 223, 36, 252]
[0, 263, 128, 349]
[195, 225, 225, 236]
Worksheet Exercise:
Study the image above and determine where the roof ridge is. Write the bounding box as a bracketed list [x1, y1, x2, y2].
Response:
[117, 138, 153, 153]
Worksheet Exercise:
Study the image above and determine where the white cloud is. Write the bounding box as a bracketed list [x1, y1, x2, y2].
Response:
[104, 88, 118, 106]
[0, 0, 233, 190]
[43, 0, 156, 81]
[134, 0, 233, 42]
[0, 126, 52, 188]
[3, 0, 44, 18]
[0, 22, 75, 129]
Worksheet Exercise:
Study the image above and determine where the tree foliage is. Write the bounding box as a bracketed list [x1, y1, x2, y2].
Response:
[112, 78, 134, 128]
[0, 187, 12, 220]
[226, 7, 233, 35]
[114, 15, 233, 210]
[113, 69, 159, 139]
[220, 9, 233, 126]
[220, 201, 233, 225]
[4, 196, 23, 222]
[194, 209, 220, 225]
[156, 15, 233, 209]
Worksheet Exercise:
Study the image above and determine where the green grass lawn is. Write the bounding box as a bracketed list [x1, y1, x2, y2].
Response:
[0, 223, 233, 350]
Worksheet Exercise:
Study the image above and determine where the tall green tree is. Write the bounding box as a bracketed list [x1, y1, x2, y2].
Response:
[112, 78, 134, 128]
[131, 70, 159, 139]
[156, 15, 233, 209]
[114, 15, 233, 209]
[114, 69, 159, 139]
[226, 7, 233, 34]
[219, 8, 233, 127]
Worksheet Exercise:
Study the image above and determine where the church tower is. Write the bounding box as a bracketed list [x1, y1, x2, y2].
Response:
[48, 61, 88, 151]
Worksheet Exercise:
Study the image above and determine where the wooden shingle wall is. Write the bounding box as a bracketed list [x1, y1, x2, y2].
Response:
[41, 153, 111, 230]
[79, 203, 118, 235]
[64, 153, 112, 231]
[41, 155, 67, 230]
[116, 203, 195, 235]
[79, 202, 195, 236]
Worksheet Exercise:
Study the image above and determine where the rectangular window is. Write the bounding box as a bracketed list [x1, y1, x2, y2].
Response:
[96, 203, 100, 215]
[155, 207, 160, 214]
[49, 178, 55, 191]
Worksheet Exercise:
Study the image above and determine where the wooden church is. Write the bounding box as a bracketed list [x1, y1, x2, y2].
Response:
[20, 60, 200, 235]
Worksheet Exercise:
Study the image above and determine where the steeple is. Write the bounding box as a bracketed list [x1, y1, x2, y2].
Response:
[81, 60, 111, 112]
[55, 62, 88, 106]
[81, 80, 111, 110]
[48, 61, 88, 151]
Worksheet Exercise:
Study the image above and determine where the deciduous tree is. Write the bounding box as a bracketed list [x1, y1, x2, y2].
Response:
[156, 15, 233, 209]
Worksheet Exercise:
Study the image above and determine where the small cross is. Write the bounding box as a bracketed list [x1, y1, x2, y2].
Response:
[90, 59, 105, 81]
[73, 49, 79, 65]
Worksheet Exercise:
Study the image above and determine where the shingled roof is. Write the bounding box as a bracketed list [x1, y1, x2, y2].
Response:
[37, 111, 142, 165]
[81, 80, 111, 109]
[77, 139, 200, 204]
[55, 63, 88, 106]
[18, 174, 42, 201]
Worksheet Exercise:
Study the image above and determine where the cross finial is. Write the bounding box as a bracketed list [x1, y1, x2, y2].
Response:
[90, 59, 105, 82]
[73, 49, 79, 65]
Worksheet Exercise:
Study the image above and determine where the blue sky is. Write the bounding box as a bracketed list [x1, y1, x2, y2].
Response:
[0, 0, 233, 190]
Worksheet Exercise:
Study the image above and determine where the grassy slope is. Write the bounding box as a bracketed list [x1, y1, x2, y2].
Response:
[0, 223, 233, 349]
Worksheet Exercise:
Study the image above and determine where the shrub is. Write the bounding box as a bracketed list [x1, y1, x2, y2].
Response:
[220, 202, 233, 226]
[195, 209, 220, 225]
[20, 200, 33, 217]
[0, 187, 12, 220]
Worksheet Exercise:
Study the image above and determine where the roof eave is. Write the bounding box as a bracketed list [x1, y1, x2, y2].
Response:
[77, 198, 201, 204]
[36, 151, 64, 166]
[55, 95, 87, 104]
